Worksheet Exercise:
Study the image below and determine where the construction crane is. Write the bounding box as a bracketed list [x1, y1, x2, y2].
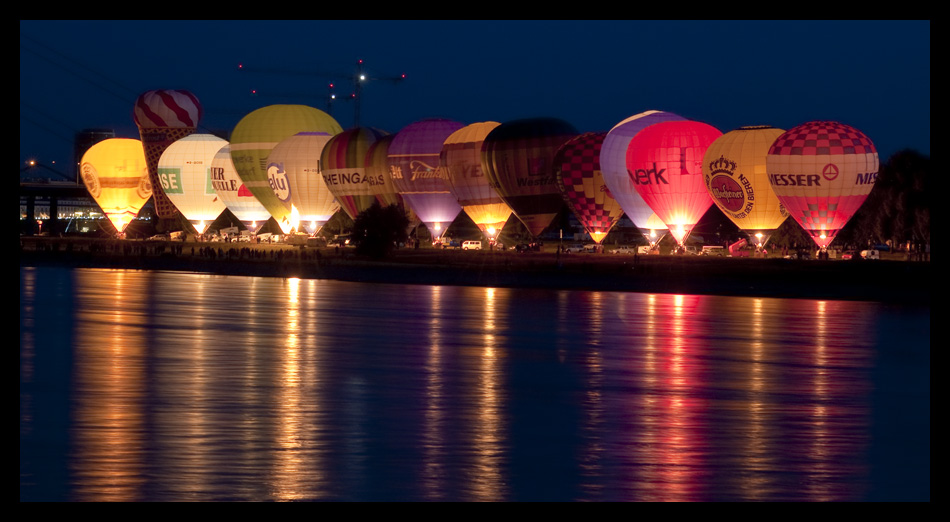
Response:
[238, 59, 405, 127]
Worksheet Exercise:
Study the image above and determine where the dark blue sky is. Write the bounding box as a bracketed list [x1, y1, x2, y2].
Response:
[20, 20, 930, 179]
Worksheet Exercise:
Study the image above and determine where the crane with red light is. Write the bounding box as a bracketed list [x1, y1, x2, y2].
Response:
[237, 59, 406, 127]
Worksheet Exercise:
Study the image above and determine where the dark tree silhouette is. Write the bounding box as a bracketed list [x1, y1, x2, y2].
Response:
[839, 149, 930, 251]
[351, 202, 409, 258]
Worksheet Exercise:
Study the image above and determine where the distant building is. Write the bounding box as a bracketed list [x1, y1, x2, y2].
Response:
[72, 128, 115, 182]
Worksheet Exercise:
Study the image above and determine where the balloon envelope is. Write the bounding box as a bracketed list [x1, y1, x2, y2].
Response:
[79, 138, 152, 234]
[266, 131, 338, 234]
[157, 133, 229, 234]
[441, 121, 512, 238]
[482, 117, 578, 238]
[766, 121, 879, 249]
[388, 118, 465, 238]
[702, 126, 789, 247]
[601, 110, 686, 238]
[229, 104, 342, 230]
[365, 134, 417, 229]
[210, 144, 271, 231]
[133, 89, 203, 219]
[321, 127, 390, 220]
[627, 120, 722, 246]
[554, 132, 623, 244]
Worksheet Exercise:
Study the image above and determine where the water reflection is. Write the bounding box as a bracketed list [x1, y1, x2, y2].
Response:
[19, 267, 928, 501]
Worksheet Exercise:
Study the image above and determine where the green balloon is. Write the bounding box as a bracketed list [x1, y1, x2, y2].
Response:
[230, 104, 342, 228]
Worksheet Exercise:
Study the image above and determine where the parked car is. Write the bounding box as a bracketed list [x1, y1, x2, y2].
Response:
[563, 243, 586, 253]
[462, 240, 482, 250]
[841, 250, 856, 260]
[860, 249, 880, 260]
[611, 245, 637, 255]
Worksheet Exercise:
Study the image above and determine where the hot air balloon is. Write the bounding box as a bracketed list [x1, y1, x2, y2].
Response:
[266, 131, 339, 234]
[229, 104, 342, 232]
[626, 120, 722, 247]
[133, 89, 203, 220]
[554, 132, 624, 246]
[157, 133, 229, 235]
[702, 126, 789, 249]
[321, 127, 390, 220]
[600, 110, 686, 241]
[482, 117, 579, 238]
[79, 138, 151, 235]
[210, 144, 271, 233]
[766, 120, 878, 249]
[641, 212, 668, 250]
[365, 134, 418, 231]
[388, 118, 465, 239]
[440, 121, 512, 242]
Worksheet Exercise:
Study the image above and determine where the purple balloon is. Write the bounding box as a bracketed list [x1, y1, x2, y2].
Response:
[600, 110, 687, 230]
[388, 118, 465, 237]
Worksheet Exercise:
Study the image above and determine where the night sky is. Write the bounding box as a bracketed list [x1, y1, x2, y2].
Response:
[20, 20, 930, 179]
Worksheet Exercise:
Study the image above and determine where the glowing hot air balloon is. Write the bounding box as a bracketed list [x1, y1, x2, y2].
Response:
[157, 133, 228, 234]
[365, 134, 418, 231]
[554, 132, 623, 245]
[79, 138, 151, 235]
[441, 121, 512, 242]
[321, 127, 390, 220]
[482, 117, 578, 238]
[626, 120, 722, 247]
[210, 144, 271, 233]
[766, 121, 879, 249]
[388, 118, 465, 239]
[601, 110, 686, 241]
[133, 89, 202, 220]
[230, 104, 342, 232]
[703, 126, 789, 249]
[266, 131, 339, 234]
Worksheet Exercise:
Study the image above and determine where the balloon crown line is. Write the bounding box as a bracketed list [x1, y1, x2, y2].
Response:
[707, 156, 737, 175]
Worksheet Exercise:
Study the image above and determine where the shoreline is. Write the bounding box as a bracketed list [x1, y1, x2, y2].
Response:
[20, 237, 931, 305]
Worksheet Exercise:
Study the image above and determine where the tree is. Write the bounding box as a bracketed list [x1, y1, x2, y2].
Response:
[351, 202, 409, 258]
[840, 149, 930, 250]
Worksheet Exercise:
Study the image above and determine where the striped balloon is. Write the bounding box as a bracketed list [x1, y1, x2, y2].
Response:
[133, 89, 204, 218]
[133, 89, 203, 128]
[321, 127, 390, 220]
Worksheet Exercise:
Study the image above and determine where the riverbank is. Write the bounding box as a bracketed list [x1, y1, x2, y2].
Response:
[20, 237, 931, 304]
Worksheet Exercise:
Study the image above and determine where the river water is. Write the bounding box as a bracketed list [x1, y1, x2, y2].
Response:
[19, 266, 930, 501]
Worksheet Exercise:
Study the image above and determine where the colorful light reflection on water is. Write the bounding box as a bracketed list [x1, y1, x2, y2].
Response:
[20, 267, 929, 501]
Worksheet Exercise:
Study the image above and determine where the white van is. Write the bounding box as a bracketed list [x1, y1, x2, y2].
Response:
[462, 240, 482, 250]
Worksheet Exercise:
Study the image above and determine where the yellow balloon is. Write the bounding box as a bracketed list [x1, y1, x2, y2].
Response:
[79, 138, 152, 234]
[441, 122, 512, 238]
[703, 126, 789, 246]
